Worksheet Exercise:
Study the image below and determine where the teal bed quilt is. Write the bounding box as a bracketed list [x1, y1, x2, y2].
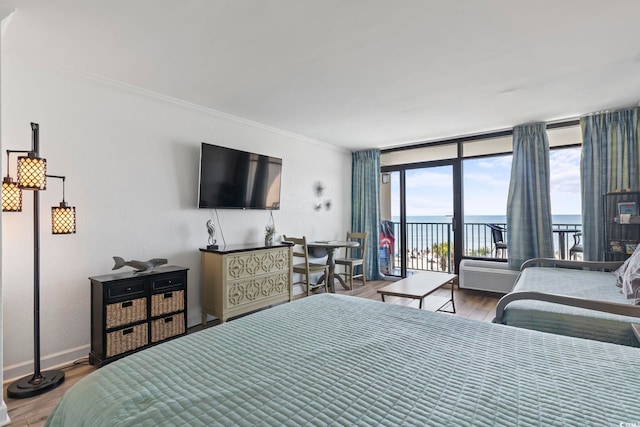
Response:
[47, 294, 640, 426]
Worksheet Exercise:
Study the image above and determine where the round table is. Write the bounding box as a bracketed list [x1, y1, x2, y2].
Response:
[307, 240, 360, 292]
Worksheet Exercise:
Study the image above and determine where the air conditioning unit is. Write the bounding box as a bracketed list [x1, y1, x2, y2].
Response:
[459, 259, 520, 294]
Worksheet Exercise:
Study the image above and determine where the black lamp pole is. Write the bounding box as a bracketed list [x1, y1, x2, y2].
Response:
[7, 123, 65, 399]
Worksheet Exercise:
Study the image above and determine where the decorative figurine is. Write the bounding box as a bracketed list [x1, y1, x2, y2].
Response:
[112, 256, 167, 273]
[206, 219, 218, 249]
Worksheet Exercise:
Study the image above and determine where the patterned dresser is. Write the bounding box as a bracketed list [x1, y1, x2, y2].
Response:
[200, 243, 293, 324]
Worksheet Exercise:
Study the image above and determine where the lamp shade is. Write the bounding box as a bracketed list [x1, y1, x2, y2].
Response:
[18, 155, 47, 190]
[2, 176, 23, 212]
[52, 202, 76, 234]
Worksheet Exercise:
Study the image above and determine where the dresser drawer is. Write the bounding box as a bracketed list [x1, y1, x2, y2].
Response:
[227, 272, 290, 307]
[106, 323, 148, 358]
[106, 297, 147, 329]
[152, 274, 184, 291]
[226, 248, 290, 280]
[107, 280, 146, 301]
[151, 313, 185, 343]
[151, 290, 184, 317]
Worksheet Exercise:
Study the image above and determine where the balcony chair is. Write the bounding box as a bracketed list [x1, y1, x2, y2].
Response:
[282, 235, 329, 296]
[487, 224, 508, 258]
[335, 232, 368, 289]
[569, 232, 583, 260]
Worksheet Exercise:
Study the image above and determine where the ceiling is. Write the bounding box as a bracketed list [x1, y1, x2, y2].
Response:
[2, 0, 640, 150]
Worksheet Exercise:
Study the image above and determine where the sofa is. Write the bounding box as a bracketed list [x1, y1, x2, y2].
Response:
[494, 258, 640, 347]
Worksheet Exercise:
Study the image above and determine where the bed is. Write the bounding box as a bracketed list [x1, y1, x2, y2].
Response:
[494, 258, 640, 347]
[47, 294, 640, 426]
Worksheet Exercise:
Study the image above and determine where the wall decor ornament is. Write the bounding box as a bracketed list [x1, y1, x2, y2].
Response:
[313, 181, 332, 211]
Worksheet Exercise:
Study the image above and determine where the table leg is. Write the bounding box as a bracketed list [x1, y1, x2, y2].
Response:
[325, 247, 336, 293]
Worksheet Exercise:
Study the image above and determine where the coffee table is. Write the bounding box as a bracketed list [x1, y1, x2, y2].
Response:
[377, 271, 457, 313]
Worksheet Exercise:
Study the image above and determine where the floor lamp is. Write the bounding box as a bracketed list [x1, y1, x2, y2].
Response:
[3, 123, 76, 399]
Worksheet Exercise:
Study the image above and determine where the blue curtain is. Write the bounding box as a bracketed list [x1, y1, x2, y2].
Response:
[581, 108, 640, 260]
[352, 149, 384, 280]
[507, 123, 554, 268]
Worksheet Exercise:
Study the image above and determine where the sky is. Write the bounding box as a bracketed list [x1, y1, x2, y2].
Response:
[391, 146, 582, 217]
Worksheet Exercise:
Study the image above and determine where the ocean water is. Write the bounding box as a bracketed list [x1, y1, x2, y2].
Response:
[392, 215, 581, 225]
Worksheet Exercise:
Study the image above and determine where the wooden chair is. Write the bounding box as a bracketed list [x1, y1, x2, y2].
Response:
[335, 232, 367, 289]
[282, 235, 328, 296]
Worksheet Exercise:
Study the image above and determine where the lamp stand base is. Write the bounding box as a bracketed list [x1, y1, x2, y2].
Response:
[7, 370, 65, 399]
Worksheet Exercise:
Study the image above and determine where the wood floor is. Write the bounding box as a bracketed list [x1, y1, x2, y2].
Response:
[4, 278, 501, 426]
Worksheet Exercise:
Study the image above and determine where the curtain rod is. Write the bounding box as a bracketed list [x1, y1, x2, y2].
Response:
[381, 118, 580, 154]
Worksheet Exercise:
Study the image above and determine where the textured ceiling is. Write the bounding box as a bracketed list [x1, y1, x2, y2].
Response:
[2, 0, 640, 150]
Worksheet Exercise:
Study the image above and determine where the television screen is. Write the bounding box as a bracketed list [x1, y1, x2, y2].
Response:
[198, 143, 282, 209]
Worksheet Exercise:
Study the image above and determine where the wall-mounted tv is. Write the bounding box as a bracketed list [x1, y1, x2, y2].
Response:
[198, 143, 282, 210]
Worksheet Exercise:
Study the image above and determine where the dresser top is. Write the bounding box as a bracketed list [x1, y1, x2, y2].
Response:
[89, 265, 188, 282]
[200, 242, 292, 255]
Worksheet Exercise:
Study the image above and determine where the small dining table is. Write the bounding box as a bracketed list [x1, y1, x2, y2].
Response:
[307, 240, 360, 293]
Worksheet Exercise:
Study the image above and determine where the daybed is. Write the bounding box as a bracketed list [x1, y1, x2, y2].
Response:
[494, 258, 640, 346]
[47, 294, 640, 426]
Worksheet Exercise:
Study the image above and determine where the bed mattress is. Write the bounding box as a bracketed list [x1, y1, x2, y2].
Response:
[503, 267, 639, 346]
[47, 294, 640, 426]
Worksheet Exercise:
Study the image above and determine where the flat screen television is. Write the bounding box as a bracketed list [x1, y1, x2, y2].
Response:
[198, 143, 282, 210]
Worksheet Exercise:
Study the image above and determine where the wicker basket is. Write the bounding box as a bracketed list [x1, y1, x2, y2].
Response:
[151, 290, 184, 317]
[106, 323, 148, 358]
[151, 313, 185, 343]
[106, 297, 147, 329]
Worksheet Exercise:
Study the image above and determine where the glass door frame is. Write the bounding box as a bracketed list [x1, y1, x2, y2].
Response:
[382, 157, 463, 278]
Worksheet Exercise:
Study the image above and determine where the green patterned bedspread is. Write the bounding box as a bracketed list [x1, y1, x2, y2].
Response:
[503, 267, 640, 346]
[47, 294, 640, 426]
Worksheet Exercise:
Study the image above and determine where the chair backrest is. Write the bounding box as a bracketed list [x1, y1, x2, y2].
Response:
[345, 232, 367, 259]
[573, 231, 582, 245]
[282, 235, 309, 266]
[487, 224, 505, 244]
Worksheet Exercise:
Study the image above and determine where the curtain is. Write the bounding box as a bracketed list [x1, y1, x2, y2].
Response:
[581, 108, 640, 260]
[351, 149, 384, 280]
[507, 123, 554, 268]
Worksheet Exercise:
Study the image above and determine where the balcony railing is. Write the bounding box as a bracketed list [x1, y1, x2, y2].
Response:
[380, 222, 581, 275]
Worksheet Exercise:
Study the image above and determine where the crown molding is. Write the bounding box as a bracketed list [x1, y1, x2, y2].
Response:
[52, 64, 350, 154]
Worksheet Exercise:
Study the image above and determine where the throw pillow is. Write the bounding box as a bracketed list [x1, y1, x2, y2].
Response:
[614, 256, 631, 288]
[621, 245, 640, 304]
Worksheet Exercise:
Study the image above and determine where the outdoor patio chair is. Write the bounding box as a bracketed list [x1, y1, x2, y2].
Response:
[569, 232, 583, 260]
[487, 224, 508, 258]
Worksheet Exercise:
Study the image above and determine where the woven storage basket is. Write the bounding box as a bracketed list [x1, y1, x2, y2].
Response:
[106, 297, 147, 329]
[151, 290, 184, 317]
[151, 312, 185, 343]
[106, 323, 148, 358]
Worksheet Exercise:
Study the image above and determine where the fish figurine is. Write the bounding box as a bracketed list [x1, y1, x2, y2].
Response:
[112, 256, 167, 273]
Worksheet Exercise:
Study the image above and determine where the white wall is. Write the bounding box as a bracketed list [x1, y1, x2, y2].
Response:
[1, 37, 351, 379]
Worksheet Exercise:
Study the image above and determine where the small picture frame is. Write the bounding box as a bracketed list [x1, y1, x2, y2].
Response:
[610, 240, 624, 253]
[618, 202, 637, 217]
[625, 243, 638, 255]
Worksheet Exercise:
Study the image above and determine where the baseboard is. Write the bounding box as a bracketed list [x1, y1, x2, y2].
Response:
[0, 401, 9, 426]
[3, 344, 90, 384]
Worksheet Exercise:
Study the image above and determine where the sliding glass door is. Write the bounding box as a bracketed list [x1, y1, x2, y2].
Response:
[381, 163, 455, 277]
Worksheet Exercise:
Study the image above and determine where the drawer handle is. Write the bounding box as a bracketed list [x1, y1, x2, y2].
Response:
[122, 301, 133, 308]
[167, 280, 173, 285]
[163, 292, 173, 299]
[164, 317, 173, 323]
[122, 328, 134, 335]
